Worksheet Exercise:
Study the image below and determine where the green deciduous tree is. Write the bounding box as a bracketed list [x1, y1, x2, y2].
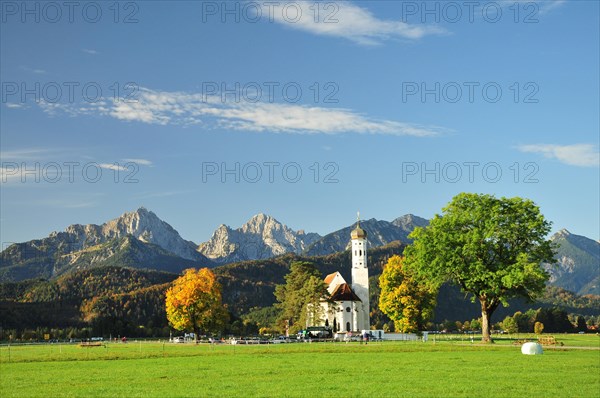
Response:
[534, 307, 573, 333]
[302, 274, 329, 328]
[242, 306, 280, 331]
[513, 310, 537, 333]
[470, 318, 482, 330]
[404, 193, 556, 343]
[500, 315, 518, 334]
[378, 255, 436, 333]
[274, 261, 329, 333]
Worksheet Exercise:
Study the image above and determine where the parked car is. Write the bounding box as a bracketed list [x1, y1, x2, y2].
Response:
[298, 326, 333, 340]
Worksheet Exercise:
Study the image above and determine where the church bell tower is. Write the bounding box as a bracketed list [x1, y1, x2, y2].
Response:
[351, 212, 370, 331]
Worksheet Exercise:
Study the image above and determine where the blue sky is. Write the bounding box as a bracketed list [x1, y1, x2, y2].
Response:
[1, 0, 599, 247]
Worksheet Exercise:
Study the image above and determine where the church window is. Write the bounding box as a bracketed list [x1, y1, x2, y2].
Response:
[359, 250, 362, 256]
[346, 322, 351, 332]
[325, 319, 329, 327]
[346, 307, 351, 313]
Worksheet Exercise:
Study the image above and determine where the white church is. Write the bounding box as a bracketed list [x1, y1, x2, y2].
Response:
[313, 217, 370, 333]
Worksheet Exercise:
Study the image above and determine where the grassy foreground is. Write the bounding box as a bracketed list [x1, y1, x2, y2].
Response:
[1, 338, 599, 397]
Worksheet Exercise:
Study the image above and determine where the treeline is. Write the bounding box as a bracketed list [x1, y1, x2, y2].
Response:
[0, 245, 404, 339]
[235, 302, 600, 337]
[0, 267, 178, 339]
[216, 242, 404, 315]
[497, 307, 596, 333]
[0, 266, 176, 303]
[82, 284, 171, 337]
[542, 286, 599, 310]
[1, 244, 599, 340]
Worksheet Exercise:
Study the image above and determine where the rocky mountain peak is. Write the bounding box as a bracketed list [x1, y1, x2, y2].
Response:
[546, 229, 600, 295]
[0, 207, 213, 281]
[304, 214, 430, 257]
[51, 208, 203, 262]
[102, 208, 204, 261]
[110, 206, 160, 228]
[198, 213, 321, 263]
[240, 213, 280, 234]
[392, 214, 429, 230]
[554, 229, 572, 239]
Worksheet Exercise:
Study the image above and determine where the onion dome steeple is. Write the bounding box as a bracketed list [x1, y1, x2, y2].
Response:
[351, 211, 367, 239]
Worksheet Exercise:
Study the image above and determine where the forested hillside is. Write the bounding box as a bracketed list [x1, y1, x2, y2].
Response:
[1, 241, 598, 339]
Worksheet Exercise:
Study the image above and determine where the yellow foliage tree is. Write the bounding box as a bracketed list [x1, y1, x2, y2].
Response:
[165, 268, 228, 339]
[378, 255, 437, 333]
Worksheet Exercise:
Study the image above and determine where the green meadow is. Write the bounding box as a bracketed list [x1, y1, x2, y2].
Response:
[1, 336, 599, 397]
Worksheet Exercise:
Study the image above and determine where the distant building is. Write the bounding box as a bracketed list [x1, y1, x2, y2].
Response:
[313, 216, 370, 332]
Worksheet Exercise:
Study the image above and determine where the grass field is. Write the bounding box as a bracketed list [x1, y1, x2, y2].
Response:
[1, 336, 599, 397]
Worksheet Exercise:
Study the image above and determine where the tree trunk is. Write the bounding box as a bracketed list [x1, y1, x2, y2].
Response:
[191, 313, 199, 343]
[480, 299, 493, 343]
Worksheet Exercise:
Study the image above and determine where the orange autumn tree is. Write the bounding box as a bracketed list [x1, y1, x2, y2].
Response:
[165, 268, 228, 339]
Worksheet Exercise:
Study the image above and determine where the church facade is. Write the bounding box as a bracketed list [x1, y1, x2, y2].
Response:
[316, 219, 370, 332]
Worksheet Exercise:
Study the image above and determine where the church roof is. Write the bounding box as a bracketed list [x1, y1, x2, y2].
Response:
[329, 283, 362, 302]
[324, 272, 339, 285]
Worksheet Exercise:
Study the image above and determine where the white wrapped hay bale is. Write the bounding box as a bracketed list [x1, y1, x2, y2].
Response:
[521, 342, 543, 355]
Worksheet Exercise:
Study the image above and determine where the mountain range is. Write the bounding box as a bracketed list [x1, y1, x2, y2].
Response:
[547, 229, 599, 295]
[198, 213, 321, 264]
[1, 207, 598, 295]
[2, 241, 597, 336]
[0, 208, 209, 281]
[303, 214, 429, 256]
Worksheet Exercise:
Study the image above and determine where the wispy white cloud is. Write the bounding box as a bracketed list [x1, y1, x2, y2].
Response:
[123, 158, 153, 166]
[82, 48, 99, 55]
[31, 198, 101, 209]
[5, 103, 27, 109]
[517, 143, 599, 167]
[21, 66, 47, 74]
[0, 165, 23, 183]
[54, 201, 98, 209]
[38, 99, 108, 117]
[528, 0, 566, 14]
[210, 102, 443, 136]
[99, 163, 128, 172]
[0, 148, 71, 184]
[476, 1, 566, 22]
[269, 1, 445, 45]
[0, 150, 153, 186]
[0, 148, 62, 161]
[36, 87, 446, 137]
[496, 0, 565, 15]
